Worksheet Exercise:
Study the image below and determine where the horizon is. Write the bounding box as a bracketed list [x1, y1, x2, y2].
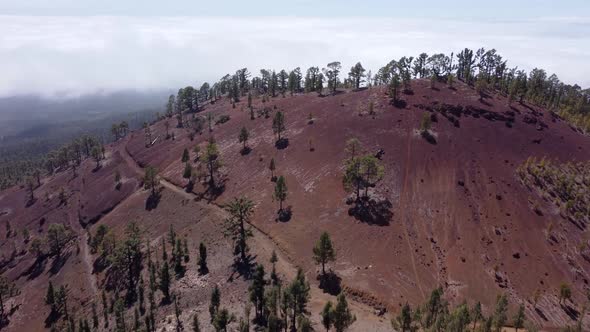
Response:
[0, 1, 589, 98]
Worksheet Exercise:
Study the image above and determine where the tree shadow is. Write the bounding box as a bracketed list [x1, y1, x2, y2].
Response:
[391, 99, 407, 108]
[562, 303, 580, 321]
[421, 131, 437, 145]
[25, 198, 37, 208]
[23, 256, 47, 280]
[198, 265, 209, 276]
[534, 307, 548, 321]
[204, 180, 226, 203]
[185, 181, 195, 193]
[115, 182, 122, 191]
[91, 165, 102, 173]
[229, 254, 257, 280]
[48, 252, 72, 275]
[44, 308, 61, 328]
[403, 89, 414, 95]
[240, 147, 252, 155]
[348, 198, 393, 226]
[93, 255, 110, 274]
[318, 271, 342, 295]
[277, 206, 292, 222]
[275, 138, 289, 150]
[145, 190, 162, 211]
[479, 99, 492, 107]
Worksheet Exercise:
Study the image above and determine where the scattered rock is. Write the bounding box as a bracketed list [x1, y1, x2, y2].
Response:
[512, 252, 521, 259]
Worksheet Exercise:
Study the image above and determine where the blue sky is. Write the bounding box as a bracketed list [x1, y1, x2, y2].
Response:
[0, 1, 588, 97]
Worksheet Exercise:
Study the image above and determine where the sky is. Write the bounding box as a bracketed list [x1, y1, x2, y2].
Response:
[0, 1, 589, 98]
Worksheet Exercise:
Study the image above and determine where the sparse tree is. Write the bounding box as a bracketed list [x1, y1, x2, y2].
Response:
[420, 112, 432, 134]
[348, 62, 366, 90]
[321, 301, 334, 331]
[143, 166, 159, 197]
[198, 242, 208, 274]
[272, 111, 286, 142]
[249, 264, 266, 321]
[225, 197, 254, 265]
[313, 232, 336, 279]
[274, 176, 288, 212]
[475, 73, 488, 101]
[182, 148, 190, 163]
[392, 303, 413, 332]
[332, 294, 355, 332]
[270, 250, 279, 285]
[238, 127, 249, 152]
[269, 158, 276, 180]
[513, 304, 525, 332]
[360, 155, 384, 198]
[200, 138, 222, 189]
[159, 260, 171, 304]
[47, 224, 74, 258]
[324, 62, 342, 95]
[492, 294, 508, 332]
[559, 283, 572, 305]
[209, 286, 221, 323]
[91, 145, 102, 169]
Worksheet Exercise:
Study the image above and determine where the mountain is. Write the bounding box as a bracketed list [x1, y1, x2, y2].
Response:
[0, 80, 588, 331]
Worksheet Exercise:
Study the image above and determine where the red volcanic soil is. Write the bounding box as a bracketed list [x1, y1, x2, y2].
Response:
[1, 79, 589, 331]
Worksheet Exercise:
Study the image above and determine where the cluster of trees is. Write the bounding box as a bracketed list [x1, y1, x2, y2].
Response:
[342, 138, 384, 202]
[110, 121, 130, 141]
[517, 157, 590, 227]
[372, 48, 589, 132]
[47, 221, 205, 332]
[390, 288, 534, 332]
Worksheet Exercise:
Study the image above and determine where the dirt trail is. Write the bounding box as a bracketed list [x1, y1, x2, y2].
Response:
[397, 113, 425, 298]
[118, 138, 391, 330]
[81, 232, 99, 296]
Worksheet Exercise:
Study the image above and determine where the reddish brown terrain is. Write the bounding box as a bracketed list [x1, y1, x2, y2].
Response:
[1, 79, 589, 331]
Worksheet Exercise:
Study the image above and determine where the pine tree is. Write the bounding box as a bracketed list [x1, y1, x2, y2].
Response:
[138, 276, 145, 314]
[269, 158, 276, 180]
[225, 197, 254, 265]
[159, 261, 171, 304]
[238, 127, 250, 152]
[313, 232, 336, 279]
[209, 286, 221, 323]
[272, 111, 286, 142]
[332, 294, 355, 332]
[181, 148, 190, 163]
[392, 303, 413, 332]
[513, 304, 525, 332]
[198, 242, 208, 274]
[321, 301, 334, 331]
[200, 138, 222, 189]
[91, 302, 99, 328]
[274, 176, 288, 212]
[270, 250, 279, 285]
[249, 264, 266, 321]
[183, 162, 192, 180]
[471, 301, 482, 331]
[183, 239, 189, 263]
[45, 282, 56, 311]
[492, 294, 508, 332]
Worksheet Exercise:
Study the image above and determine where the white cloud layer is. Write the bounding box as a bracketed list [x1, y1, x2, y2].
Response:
[0, 16, 589, 97]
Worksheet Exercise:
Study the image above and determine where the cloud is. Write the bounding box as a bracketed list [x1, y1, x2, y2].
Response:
[0, 15, 588, 98]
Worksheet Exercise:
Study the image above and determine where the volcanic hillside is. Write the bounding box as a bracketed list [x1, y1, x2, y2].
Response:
[1, 79, 589, 331]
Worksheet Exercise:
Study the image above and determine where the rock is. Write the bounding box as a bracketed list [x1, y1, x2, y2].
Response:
[512, 252, 521, 259]
[457, 180, 465, 186]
